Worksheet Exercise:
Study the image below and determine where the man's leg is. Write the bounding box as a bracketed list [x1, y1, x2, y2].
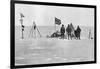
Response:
[62, 33, 64, 39]
[68, 34, 69, 40]
[70, 34, 72, 40]
[63, 33, 64, 39]
[79, 33, 81, 40]
[61, 33, 63, 38]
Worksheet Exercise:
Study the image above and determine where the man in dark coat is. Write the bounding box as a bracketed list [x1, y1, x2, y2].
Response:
[66, 24, 72, 40]
[60, 24, 65, 39]
[76, 25, 81, 39]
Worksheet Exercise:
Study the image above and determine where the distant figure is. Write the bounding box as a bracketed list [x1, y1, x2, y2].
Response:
[74, 30, 78, 39]
[76, 25, 81, 39]
[88, 29, 93, 39]
[69, 23, 75, 39]
[60, 24, 65, 39]
[89, 30, 91, 39]
[66, 24, 72, 40]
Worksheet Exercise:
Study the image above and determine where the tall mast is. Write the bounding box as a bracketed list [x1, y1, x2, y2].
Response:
[20, 13, 25, 39]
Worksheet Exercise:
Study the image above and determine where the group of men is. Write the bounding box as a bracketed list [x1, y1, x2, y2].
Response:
[60, 24, 81, 40]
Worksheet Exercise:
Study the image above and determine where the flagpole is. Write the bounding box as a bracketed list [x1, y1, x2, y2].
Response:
[20, 17, 24, 39]
[55, 17, 56, 32]
[21, 18, 24, 39]
[33, 22, 42, 38]
[29, 23, 35, 38]
[20, 13, 24, 39]
[55, 23, 56, 32]
[34, 22, 36, 38]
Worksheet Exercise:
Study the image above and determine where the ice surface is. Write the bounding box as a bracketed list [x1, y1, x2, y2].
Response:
[15, 26, 94, 65]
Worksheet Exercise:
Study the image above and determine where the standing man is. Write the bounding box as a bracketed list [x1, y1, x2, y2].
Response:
[60, 24, 65, 39]
[66, 24, 72, 40]
[76, 25, 81, 40]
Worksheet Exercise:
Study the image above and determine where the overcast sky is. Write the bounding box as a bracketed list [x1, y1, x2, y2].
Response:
[15, 4, 94, 27]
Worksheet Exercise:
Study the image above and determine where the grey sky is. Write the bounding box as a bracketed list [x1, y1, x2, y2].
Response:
[15, 4, 94, 27]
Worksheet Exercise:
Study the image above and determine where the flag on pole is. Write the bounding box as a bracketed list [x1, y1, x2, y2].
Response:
[55, 17, 61, 25]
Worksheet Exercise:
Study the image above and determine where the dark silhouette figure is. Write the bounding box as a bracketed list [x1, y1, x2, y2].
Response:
[66, 24, 72, 40]
[74, 30, 78, 39]
[76, 26, 81, 39]
[69, 23, 75, 39]
[60, 24, 65, 39]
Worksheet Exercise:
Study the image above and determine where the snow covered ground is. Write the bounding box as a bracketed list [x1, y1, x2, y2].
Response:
[15, 38, 94, 65]
[15, 26, 94, 65]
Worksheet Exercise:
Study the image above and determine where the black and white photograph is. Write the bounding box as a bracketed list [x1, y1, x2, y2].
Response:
[11, 1, 96, 68]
